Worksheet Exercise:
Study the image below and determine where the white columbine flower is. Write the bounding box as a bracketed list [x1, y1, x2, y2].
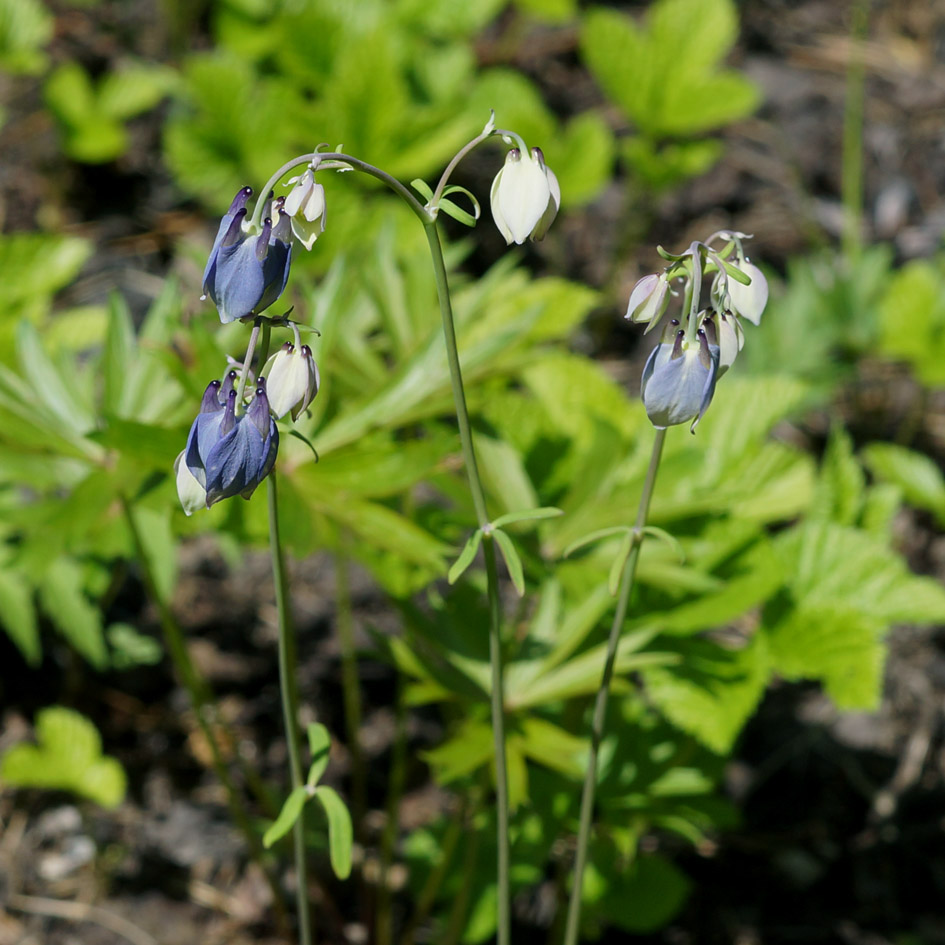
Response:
[284, 167, 326, 250]
[262, 342, 320, 420]
[490, 146, 560, 245]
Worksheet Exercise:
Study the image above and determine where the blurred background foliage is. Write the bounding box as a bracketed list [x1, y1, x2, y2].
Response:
[1, 0, 945, 942]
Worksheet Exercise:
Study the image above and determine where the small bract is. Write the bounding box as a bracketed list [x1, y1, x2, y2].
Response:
[202, 189, 293, 324]
[625, 272, 670, 333]
[262, 342, 320, 420]
[490, 146, 560, 245]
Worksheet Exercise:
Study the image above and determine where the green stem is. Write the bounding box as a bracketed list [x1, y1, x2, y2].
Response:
[842, 0, 870, 263]
[423, 221, 511, 945]
[120, 498, 288, 931]
[562, 427, 667, 945]
[378, 677, 408, 945]
[335, 539, 366, 828]
[268, 474, 313, 945]
[235, 319, 262, 410]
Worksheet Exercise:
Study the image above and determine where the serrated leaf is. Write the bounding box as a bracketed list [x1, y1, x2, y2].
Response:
[306, 723, 331, 787]
[448, 528, 483, 584]
[809, 426, 865, 526]
[263, 785, 309, 848]
[862, 442, 945, 525]
[0, 706, 126, 807]
[0, 567, 40, 666]
[492, 528, 525, 596]
[39, 558, 107, 670]
[314, 785, 353, 879]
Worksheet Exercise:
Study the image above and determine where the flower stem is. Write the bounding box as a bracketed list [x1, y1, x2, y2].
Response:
[423, 221, 511, 945]
[267, 473, 313, 945]
[562, 427, 668, 945]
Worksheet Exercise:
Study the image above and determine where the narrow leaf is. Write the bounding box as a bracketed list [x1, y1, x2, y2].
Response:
[491, 506, 563, 529]
[410, 178, 434, 201]
[563, 526, 631, 558]
[448, 528, 483, 584]
[437, 197, 477, 227]
[307, 723, 331, 787]
[315, 785, 353, 880]
[492, 528, 525, 596]
[263, 785, 309, 848]
[608, 532, 634, 596]
[642, 526, 685, 562]
[0, 568, 40, 666]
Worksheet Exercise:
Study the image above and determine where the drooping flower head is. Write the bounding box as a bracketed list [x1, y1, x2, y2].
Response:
[632, 236, 768, 432]
[178, 373, 279, 512]
[202, 188, 293, 324]
[490, 146, 560, 245]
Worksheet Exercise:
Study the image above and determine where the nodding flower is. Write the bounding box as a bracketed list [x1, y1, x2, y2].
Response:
[490, 146, 560, 245]
[177, 373, 279, 512]
[202, 188, 293, 324]
[640, 319, 720, 432]
[283, 166, 326, 250]
[262, 342, 320, 420]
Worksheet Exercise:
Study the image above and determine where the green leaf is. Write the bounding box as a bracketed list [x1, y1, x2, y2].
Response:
[410, 178, 434, 201]
[306, 723, 331, 787]
[505, 737, 529, 810]
[518, 717, 585, 778]
[449, 528, 483, 584]
[39, 558, 108, 670]
[314, 785, 353, 880]
[0, 0, 53, 74]
[766, 606, 884, 710]
[1, 706, 126, 807]
[98, 64, 176, 120]
[103, 293, 135, 415]
[608, 531, 633, 596]
[263, 785, 309, 848]
[642, 526, 685, 562]
[492, 528, 525, 596]
[809, 426, 865, 526]
[436, 196, 477, 227]
[0, 567, 40, 665]
[563, 526, 632, 558]
[862, 443, 945, 525]
[424, 720, 494, 783]
[491, 507, 563, 529]
[107, 623, 162, 669]
[642, 635, 771, 754]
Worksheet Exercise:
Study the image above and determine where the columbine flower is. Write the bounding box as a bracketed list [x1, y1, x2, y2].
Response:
[202, 188, 293, 325]
[641, 321, 720, 431]
[284, 166, 326, 250]
[490, 146, 560, 245]
[262, 342, 320, 420]
[726, 260, 768, 325]
[625, 272, 670, 333]
[181, 375, 279, 510]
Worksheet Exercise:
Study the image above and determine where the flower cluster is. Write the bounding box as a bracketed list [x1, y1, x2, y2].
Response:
[627, 236, 769, 431]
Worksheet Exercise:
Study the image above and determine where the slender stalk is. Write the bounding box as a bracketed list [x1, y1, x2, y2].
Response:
[423, 221, 511, 945]
[562, 428, 668, 945]
[842, 0, 870, 263]
[119, 498, 288, 931]
[335, 539, 366, 827]
[267, 474, 313, 945]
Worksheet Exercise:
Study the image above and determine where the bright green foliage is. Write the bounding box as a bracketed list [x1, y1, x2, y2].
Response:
[44, 61, 176, 163]
[0, 0, 53, 74]
[263, 723, 353, 880]
[877, 258, 945, 385]
[581, 0, 759, 188]
[1, 707, 126, 808]
[863, 443, 945, 526]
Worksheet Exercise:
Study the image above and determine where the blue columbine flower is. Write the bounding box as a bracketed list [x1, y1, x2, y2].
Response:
[641, 322, 720, 431]
[202, 188, 293, 325]
[182, 373, 279, 509]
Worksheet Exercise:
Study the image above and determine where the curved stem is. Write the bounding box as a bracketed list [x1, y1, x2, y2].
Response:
[268, 474, 313, 945]
[422, 221, 510, 945]
[251, 152, 431, 229]
[562, 428, 668, 945]
[431, 124, 497, 206]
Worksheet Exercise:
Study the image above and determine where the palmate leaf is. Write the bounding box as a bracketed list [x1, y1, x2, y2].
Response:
[1, 707, 126, 807]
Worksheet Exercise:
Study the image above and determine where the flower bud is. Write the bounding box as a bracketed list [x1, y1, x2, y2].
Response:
[490, 146, 560, 245]
[174, 450, 206, 516]
[262, 342, 320, 420]
[202, 189, 293, 324]
[641, 324, 720, 431]
[726, 260, 768, 325]
[284, 167, 326, 250]
[625, 272, 670, 332]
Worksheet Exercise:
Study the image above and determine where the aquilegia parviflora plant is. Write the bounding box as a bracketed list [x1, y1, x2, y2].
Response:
[175, 112, 561, 945]
[562, 232, 769, 945]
